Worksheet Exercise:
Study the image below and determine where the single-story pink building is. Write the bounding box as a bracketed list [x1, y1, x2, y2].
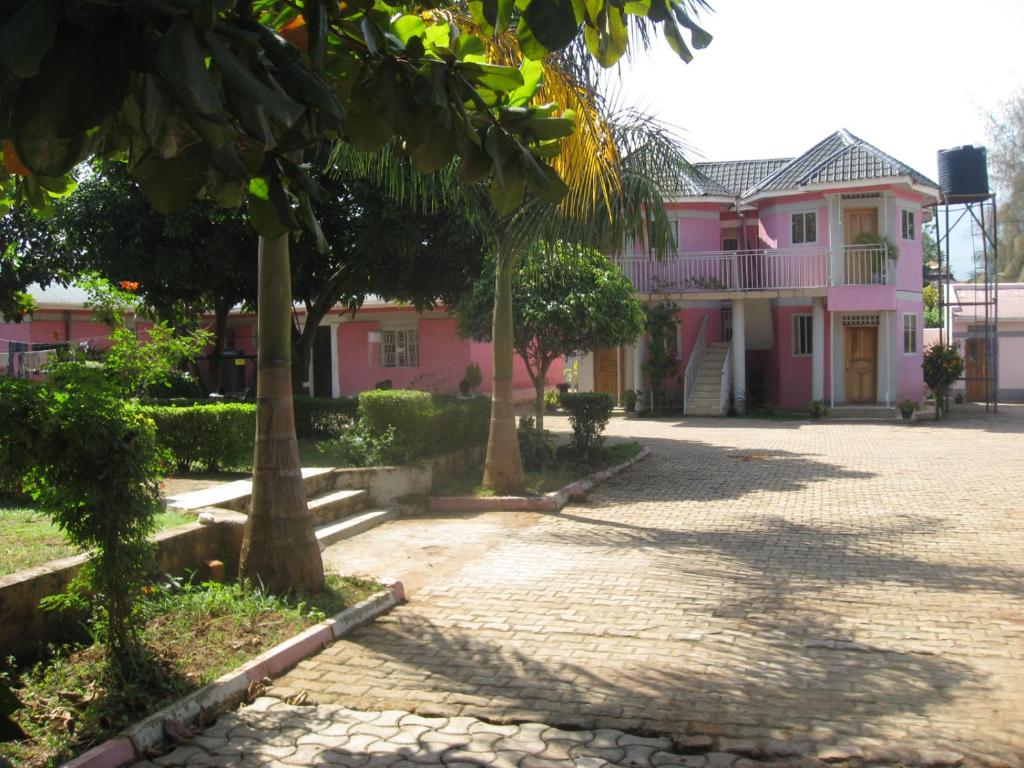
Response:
[1, 287, 561, 401]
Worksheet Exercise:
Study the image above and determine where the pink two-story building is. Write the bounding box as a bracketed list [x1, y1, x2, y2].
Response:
[575, 129, 938, 414]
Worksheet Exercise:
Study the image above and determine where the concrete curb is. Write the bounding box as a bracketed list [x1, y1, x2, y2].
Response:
[429, 446, 652, 513]
[60, 580, 405, 768]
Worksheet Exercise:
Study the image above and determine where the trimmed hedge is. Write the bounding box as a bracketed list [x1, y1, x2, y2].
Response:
[346, 390, 490, 465]
[141, 403, 256, 473]
[293, 395, 358, 439]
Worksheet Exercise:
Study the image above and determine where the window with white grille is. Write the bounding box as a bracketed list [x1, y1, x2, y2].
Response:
[793, 314, 813, 357]
[903, 313, 918, 354]
[381, 328, 419, 368]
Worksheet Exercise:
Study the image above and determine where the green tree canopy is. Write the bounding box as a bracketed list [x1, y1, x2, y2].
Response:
[457, 241, 644, 426]
[986, 88, 1024, 281]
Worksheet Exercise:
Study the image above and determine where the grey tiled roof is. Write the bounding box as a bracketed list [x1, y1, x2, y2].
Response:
[745, 129, 939, 196]
[694, 158, 792, 197]
[667, 165, 734, 198]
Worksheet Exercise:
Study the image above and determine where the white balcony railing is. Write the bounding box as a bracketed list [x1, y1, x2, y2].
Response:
[615, 248, 830, 293]
[841, 245, 892, 286]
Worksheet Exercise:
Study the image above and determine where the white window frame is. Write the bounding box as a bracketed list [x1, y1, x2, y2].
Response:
[791, 211, 817, 245]
[902, 313, 918, 355]
[381, 327, 420, 368]
[901, 209, 916, 241]
[792, 314, 813, 357]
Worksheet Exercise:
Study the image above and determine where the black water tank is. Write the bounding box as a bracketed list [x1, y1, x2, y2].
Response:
[937, 145, 989, 202]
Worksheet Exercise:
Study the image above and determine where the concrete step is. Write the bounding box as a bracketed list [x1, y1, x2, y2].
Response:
[166, 467, 343, 513]
[307, 489, 368, 527]
[315, 509, 398, 547]
[826, 406, 898, 421]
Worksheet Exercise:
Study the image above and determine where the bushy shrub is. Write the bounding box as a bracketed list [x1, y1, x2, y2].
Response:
[923, 343, 965, 418]
[335, 391, 490, 465]
[808, 399, 828, 419]
[26, 370, 167, 669]
[543, 388, 561, 412]
[292, 396, 358, 440]
[518, 426, 556, 470]
[142, 403, 256, 472]
[0, 377, 46, 498]
[560, 392, 614, 456]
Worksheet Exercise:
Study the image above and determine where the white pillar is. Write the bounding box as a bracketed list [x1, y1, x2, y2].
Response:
[812, 297, 825, 401]
[732, 298, 746, 412]
[633, 338, 646, 412]
[329, 321, 341, 398]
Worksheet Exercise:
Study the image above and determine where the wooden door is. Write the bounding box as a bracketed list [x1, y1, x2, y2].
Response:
[843, 208, 878, 243]
[594, 346, 619, 398]
[844, 326, 877, 403]
[965, 338, 988, 401]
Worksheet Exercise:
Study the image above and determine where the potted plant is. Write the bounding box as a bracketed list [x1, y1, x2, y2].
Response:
[808, 399, 828, 419]
[898, 399, 919, 421]
[622, 389, 638, 413]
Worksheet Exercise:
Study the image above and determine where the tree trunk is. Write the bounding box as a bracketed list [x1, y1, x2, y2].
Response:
[483, 247, 525, 493]
[207, 301, 230, 394]
[239, 234, 324, 593]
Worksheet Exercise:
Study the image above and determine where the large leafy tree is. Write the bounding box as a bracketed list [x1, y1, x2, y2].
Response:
[289, 169, 485, 393]
[985, 89, 1024, 281]
[457, 241, 644, 427]
[0, 0, 710, 590]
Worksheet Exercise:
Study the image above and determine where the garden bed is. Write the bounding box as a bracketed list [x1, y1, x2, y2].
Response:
[430, 441, 649, 512]
[0, 505, 195, 578]
[1, 574, 380, 768]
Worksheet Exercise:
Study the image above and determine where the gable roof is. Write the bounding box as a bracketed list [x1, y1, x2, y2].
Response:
[744, 129, 939, 197]
[665, 165, 734, 199]
[694, 158, 792, 197]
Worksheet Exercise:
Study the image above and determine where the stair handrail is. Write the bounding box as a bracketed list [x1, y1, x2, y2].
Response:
[719, 342, 732, 416]
[682, 314, 709, 415]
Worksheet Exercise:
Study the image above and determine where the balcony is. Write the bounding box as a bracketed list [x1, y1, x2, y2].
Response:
[613, 245, 895, 294]
[614, 248, 830, 294]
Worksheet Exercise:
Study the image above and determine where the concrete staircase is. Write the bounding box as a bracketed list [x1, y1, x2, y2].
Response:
[686, 342, 730, 416]
[165, 467, 396, 549]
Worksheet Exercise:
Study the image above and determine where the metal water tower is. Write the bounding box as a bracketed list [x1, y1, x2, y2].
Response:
[930, 144, 998, 411]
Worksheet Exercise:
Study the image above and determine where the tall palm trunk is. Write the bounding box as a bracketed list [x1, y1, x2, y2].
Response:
[483, 246, 525, 493]
[239, 234, 324, 593]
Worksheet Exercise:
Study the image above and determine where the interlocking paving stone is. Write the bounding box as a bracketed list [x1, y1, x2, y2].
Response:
[140, 408, 1024, 767]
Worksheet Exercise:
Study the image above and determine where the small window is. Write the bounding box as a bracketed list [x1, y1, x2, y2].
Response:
[791, 212, 817, 244]
[903, 314, 918, 354]
[793, 314, 813, 357]
[381, 328, 419, 368]
[901, 209, 916, 241]
[722, 237, 739, 251]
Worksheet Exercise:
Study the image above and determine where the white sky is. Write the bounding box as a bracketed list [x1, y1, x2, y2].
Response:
[611, 0, 1024, 278]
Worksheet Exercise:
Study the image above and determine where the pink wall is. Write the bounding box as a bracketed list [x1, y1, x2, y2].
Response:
[676, 307, 722, 366]
[469, 340, 563, 397]
[891, 195, 925, 291]
[896, 299, 925, 403]
[771, 305, 832, 410]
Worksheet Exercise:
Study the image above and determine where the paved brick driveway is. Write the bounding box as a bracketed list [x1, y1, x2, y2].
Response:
[163, 407, 1024, 767]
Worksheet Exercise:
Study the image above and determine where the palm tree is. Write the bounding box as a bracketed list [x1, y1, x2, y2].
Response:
[334, 9, 705, 494]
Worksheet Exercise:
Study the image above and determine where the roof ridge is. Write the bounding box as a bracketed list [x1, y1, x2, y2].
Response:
[739, 130, 846, 196]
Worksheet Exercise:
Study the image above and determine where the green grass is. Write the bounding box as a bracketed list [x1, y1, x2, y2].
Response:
[434, 441, 643, 497]
[0, 505, 195, 578]
[3, 574, 380, 768]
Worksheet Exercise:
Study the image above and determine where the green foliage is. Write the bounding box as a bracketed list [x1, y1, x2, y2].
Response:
[292, 396, 358, 440]
[852, 231, 900, 261]
[141, 403, 256, 473]
[898, 399, 919, 419]
[923, 343, 964, 417]
[0, 377, 45, 497]
[642, 301, 680, 412]
[517, 426, 557, 471]
[24, 368, 167, 671]
[338, 391, 491, 466]
[808, 399, 828, 419]
[923, 284, 942, 328]
[560, 392, 615, 456]
[621, 389, 639, 413]
[463, 362, 483, 393]
[544, 388, 562, 411]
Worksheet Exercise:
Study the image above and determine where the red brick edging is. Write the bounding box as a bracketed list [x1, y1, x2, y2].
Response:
[60, 580, 405, 768]
[429, 446, 652, 513]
